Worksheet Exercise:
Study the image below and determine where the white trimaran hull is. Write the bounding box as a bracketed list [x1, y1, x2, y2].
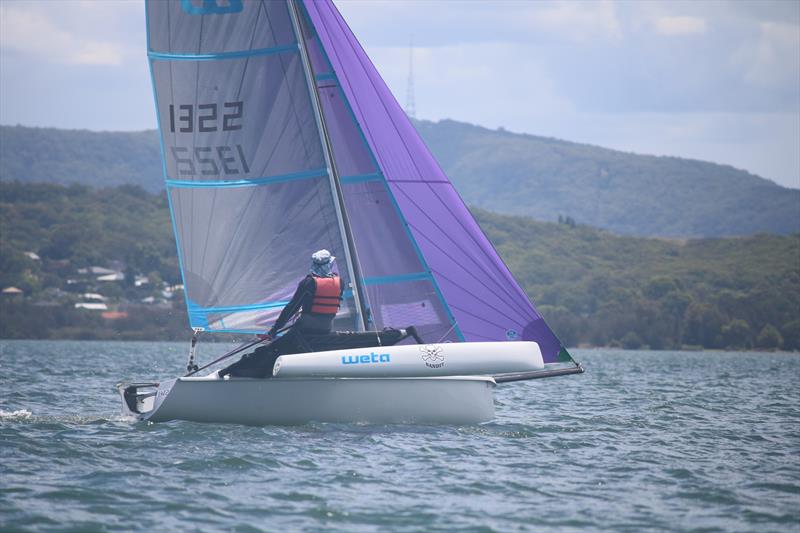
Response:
[120, 341, 552, 425]
[133, 2, 587, 427]
[123, 376, 496, 425]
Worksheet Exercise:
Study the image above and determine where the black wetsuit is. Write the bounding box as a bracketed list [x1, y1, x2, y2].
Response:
[220, 275, 342, 378]
[270, 275, 342, 336]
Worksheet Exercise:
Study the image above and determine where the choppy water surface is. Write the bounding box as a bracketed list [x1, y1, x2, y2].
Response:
[1, 341, 798, 531]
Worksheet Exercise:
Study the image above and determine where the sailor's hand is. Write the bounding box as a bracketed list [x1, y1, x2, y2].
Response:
[257, 333, 272, 342]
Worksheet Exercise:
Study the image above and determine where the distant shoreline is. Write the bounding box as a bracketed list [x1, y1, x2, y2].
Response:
[0, 337, 795, 354]
[2, 183, 797, 352]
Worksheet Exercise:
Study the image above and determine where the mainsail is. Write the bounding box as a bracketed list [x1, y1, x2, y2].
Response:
[147, 0, 573, 365]
[146, 0, 363, 333]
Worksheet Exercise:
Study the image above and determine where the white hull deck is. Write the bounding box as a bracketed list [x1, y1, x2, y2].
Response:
[120, 376, 496, 425]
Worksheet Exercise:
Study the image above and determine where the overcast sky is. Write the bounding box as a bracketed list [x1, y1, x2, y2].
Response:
[1, 0, 798, 188]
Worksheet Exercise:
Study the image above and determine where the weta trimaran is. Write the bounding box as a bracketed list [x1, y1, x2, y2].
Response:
[119, 0, 583, 425]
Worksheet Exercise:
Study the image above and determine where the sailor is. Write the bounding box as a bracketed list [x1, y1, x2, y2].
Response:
[266, 249, 342, 339]
[219, 249, 342, 378]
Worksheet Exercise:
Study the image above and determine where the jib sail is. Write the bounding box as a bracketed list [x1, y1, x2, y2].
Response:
[299, 0, 571, 363]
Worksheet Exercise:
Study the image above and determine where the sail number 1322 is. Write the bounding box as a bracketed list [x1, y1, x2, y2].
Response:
[168, 101, 243, 133]
[167, 101, 250, 176]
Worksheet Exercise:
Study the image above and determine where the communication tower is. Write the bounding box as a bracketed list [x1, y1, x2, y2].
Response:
[405, 38, 416, 119]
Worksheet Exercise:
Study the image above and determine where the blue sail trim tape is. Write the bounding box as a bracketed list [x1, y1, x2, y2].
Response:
[148, 43, 298, 61]
[165, 168, 328, 189]
[203, 328, 265, 334]
[363, 272, 431, 286]
[190, 301, 290, 314]
[145, 4, 193, 329]
[186, 298, 210, 329]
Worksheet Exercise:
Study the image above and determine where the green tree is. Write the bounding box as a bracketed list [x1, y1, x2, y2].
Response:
[661, 290, 692, 344]
[18, 269, 42, 295]
[684, 302, 725, 348]
[643, 277, 679, 300]
[621, 331, 643, 349]
[99, 282, 124, 302]
[781, 320, 800, 351]
[0, 249, 34, 289]
[755, 324, 783, 350]
[721, 319, 751, 349]
[127, 243, 163, 276]
[42, 225, 84, 260]
[147, 271, 164, 297]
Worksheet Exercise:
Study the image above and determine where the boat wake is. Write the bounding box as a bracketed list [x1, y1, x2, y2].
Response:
[0, 408, 33, 421]
[0, 408, 138, 425]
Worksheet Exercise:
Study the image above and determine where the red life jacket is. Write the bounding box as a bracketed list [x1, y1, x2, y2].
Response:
[310, 275, 341, 315]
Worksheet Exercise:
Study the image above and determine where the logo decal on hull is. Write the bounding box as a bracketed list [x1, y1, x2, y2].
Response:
[420, 344, 445, 368]
[341, 352, 391, 365]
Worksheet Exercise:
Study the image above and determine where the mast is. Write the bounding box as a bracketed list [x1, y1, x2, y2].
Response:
[287, 0, 370, 332]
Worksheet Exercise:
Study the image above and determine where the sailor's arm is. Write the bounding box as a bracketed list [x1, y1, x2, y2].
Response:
[269, 277, 313, 336]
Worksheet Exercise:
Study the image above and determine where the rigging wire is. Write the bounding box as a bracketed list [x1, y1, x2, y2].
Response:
[436, 321, 458, 344]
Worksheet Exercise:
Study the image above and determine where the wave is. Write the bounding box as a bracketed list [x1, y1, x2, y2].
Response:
[0, 409, 33, 420]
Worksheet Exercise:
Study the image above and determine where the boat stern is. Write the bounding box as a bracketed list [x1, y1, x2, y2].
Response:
[116, 382, 160, 419]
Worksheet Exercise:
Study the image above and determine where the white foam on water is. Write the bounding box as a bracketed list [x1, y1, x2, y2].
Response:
[113, 412, 139, 423]
[0, 409, 33, 420]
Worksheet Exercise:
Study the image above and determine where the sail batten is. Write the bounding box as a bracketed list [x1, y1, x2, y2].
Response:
[164, 167, 328, 188]
[148, 43, 298, 61]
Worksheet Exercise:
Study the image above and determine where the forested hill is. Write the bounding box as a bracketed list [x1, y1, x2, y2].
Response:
[476, 208, 799, 350]
[415, 120, 799, 237]
[1, 182, 798, 349]
[0, 126, 163, 191]
[1, 122, 798, 237]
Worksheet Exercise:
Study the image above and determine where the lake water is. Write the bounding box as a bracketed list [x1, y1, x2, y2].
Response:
[1, 341, 798, 531]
